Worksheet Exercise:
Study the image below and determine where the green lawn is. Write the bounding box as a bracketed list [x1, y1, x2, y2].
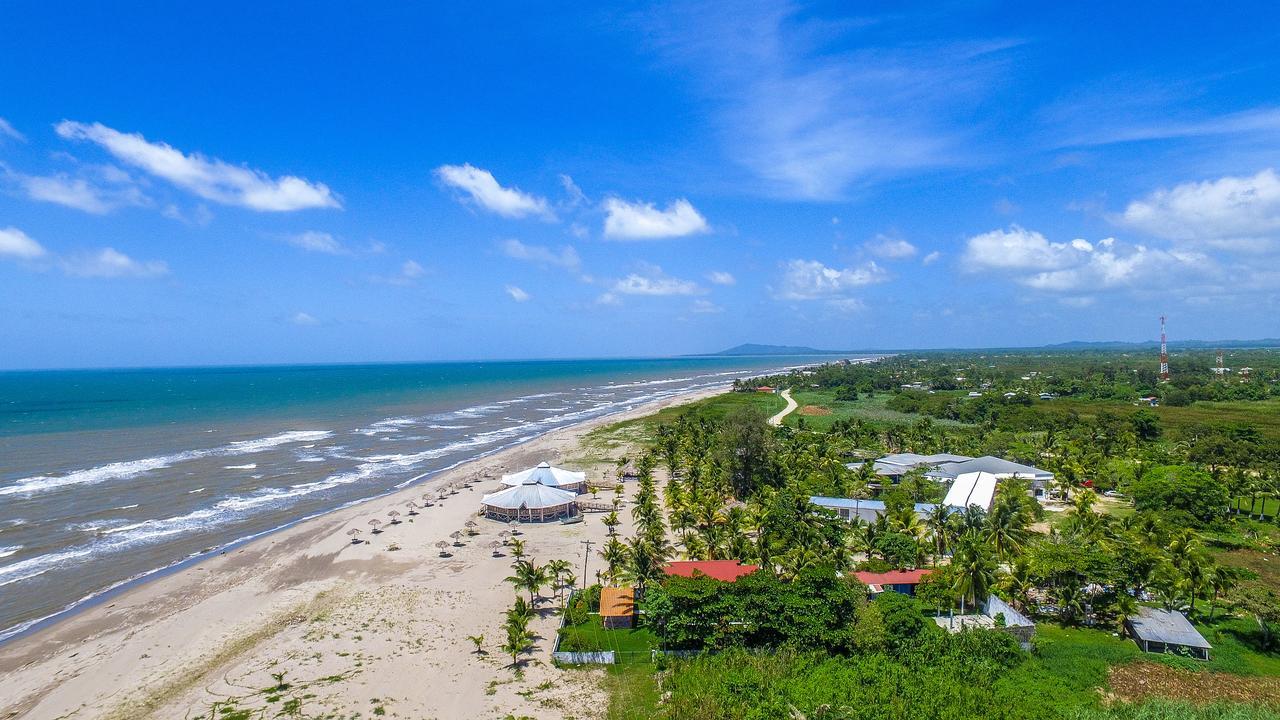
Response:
[782, 389, 971, 431]
[1233, 497, 1279, 519]
[557, 614, 660, 658]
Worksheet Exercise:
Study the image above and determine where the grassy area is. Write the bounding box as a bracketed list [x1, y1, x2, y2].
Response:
[1042, 397, 1280, 443]
[593, 621, 1280, 718]
[587, 391, 785, 445]
[1233, 497, 1280, 519]
[558, 614, 660, 658]
[783, 389, 971, 431]
[599, 664, 662, 720]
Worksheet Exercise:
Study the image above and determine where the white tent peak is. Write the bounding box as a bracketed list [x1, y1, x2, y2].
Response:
[501, 462, 586, 491]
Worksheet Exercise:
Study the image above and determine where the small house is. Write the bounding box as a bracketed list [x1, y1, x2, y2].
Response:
[855, 569, 932, 596]
[1125, 608, 1211, 660]
[599, 586, 636, 629]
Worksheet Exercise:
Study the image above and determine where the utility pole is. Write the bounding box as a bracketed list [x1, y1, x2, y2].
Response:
[579, 539, 594, 588]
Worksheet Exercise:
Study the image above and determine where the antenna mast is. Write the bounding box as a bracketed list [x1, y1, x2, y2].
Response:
[1158, 315, 1170, 382]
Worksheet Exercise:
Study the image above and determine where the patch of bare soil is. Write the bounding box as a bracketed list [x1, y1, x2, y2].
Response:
[1108, 661, 1280, 707]
[799, 405, 832, 416]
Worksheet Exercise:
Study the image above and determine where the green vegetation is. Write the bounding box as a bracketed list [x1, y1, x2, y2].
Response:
[556, 615, 659, 656]
[568, 351, 1280, 717]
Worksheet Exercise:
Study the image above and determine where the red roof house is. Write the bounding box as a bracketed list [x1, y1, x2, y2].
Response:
[664, 560, 759, 582]
[854, 569, 932, 596]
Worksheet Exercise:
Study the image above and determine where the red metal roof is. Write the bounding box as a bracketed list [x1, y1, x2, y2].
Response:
[854, 569, 932, 586]
[664, 560, 759, 582]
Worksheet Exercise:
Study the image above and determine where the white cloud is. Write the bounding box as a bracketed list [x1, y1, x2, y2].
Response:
[435, 164, 553, 220]
[0, 227, 47, 259]
[602, 198, 709, 239]
[61, 247, 168, 279]
[559, 174, 587, 207]
[612, 264, 704, 296]
[3, 163, 150, 214]
[706, 270, 736, 285]
[922, 251, 941, 265]
[55, 121, 340, 212]
[1121, 169, 1280, 252]
[370, 259, 426, 286]
[690, 299, 724, 314]
[400, 260, 425, 279]
[596, 292, 621, 306]
[505, 285, 531, 302]
[774, 259, 887, 300]
[500, 238, 581, 270]
[962, 226, 1079, 272]
[642, 5, 1012, 199]
[285, 231, 347, 255]
[0, 118, 26, 142]
[962, 226, 1206, 293]
[291, 312, 319, 326]
[865, 234, 917, 259]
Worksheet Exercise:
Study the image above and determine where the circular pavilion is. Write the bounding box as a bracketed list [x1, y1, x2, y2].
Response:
[480, 480, 579, 522]
[499, 462, 587, 495]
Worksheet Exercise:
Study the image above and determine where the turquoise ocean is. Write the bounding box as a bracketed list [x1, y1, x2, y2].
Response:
[0, 356, 839, 642]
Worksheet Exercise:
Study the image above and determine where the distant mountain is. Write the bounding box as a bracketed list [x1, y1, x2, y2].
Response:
[704, 343, 853, 356]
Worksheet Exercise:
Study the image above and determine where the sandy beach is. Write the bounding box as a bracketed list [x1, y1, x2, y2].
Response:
[0, 387, 720, 720]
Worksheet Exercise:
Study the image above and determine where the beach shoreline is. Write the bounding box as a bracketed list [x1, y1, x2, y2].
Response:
[0, 384, 726, 720]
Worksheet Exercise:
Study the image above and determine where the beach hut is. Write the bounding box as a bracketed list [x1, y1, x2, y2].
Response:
[599, 586, 637, 629]
[500, 462, 588, 494]
[480, 480, 580, 522]
[1125, 608, 1212, 660]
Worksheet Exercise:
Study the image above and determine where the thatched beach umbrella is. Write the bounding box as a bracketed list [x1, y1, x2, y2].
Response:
[435, 540, 450, 557]
[387, 510, 401, 525]
[490, 540, 503, 557]
[450, 530, 464, 547]
[406, 501, 419, 516]
[421, 493, 434, 507]
[368, 518, 383, 534]
[464, 519, 478, 536]
[346, 528, 363, 544]
[507, 520, 522, 536]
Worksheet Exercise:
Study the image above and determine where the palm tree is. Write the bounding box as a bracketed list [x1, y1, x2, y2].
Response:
[985, 501, 1030, 562]
[501, 618, 533, 668]
[508, 538, 526, 560]
[952, 536, 997, 613]
[600, 538, 628, 584]
[506, 559, 548, 606]
[1057, 582, 1087, 626]
[1208, 565, 1239, 622]
[545, 559, 574, 605]
[925, 504, 953, 560]
[602, 511, 621, 537]
[467, 634, 486, 654]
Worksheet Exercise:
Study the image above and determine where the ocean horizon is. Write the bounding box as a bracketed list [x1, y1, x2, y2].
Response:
[0, 355, 846, 643]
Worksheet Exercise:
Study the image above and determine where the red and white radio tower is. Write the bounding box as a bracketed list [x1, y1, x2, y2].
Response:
[1158, 315, 1170, 381]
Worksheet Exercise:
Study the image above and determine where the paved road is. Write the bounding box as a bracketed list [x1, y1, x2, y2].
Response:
[768, 388, 797, 426]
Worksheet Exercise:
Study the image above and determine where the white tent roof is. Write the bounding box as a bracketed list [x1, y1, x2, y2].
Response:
[501, 462, 586, 488]
[943, 471, 998, 511]
[482, 482, 578, 510]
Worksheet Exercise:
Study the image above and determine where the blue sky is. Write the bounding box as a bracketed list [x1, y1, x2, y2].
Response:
[2, 1, 1279, 368]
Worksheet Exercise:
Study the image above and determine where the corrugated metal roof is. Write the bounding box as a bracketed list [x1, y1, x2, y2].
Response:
[928, 456, 1053, 480]
[942, 471, 998, 511]
[1128, 608, 1211, 649]
[810, 496, 937, 514]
